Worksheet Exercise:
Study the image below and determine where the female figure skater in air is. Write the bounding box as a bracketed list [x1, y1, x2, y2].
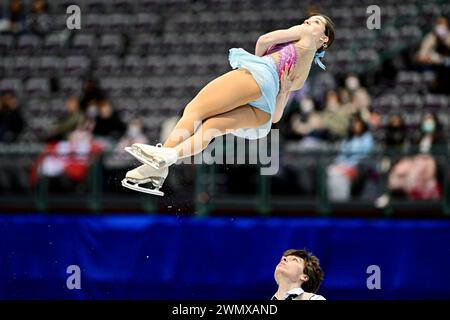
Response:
[122, 14, 335, 196]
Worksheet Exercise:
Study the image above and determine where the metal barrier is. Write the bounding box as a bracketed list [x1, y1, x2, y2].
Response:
[0, 143, 448, 216]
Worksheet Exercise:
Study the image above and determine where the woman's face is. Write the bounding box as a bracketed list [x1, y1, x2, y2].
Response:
[389, 115, 402, 127]
[352, 119, 364, 135]
[303, 15, 328, 44]
[326, 91, 339, 111]
[99, 103, 113, 118]
[422, 114, 436, 134]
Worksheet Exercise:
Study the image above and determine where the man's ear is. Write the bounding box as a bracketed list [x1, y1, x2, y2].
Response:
[300, 274, 309, 282]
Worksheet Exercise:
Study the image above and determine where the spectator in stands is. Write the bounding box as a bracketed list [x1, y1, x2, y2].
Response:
[341, 74, 371, 122]
[385, 114, 407, 151]
[416, 16, 450, 93]
[92, 100, 126, 143]
[0, 5, 6, 32]
[27, 0, 52, 36]
[285, 96, 330, 149]
[79, 79, 105, 112]
[320, 89, 349, 141]
[74, 102, 96, 138]
[376, 113, 444, 207]
[327, 114, 374, 200]
[0, 91, 25, 142]
[0, 0, 26, 34]
[271, 249, 325, 300]
[33, 122, 104, 193]
[46, 96, 82, 142]
[275, 86, 310, 141]
[368, 108, 381, 132]
[416, 112, 445, 154]
[105, 118, 149, 168]
[125, 119, 148, 144]
[377, 114, 407, 202]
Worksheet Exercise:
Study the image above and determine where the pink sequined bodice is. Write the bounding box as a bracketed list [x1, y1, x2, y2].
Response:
[265, 42, 298, 78]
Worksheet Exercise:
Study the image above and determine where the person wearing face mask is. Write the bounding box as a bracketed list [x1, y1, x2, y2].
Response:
[416, 112, 445, 154]
[342, 74, 371, 121]
[92, 101, 126, 142]
[385, 114, 407, 150]
[288, 96, 330, 147]
[276, 90, 317, 142]
[105, 119, 149, 169]
[417, 16, 450, 93]
[376, 113, 444, 208]
[85, 103, 98, 119]
[46, 96, 82, 142]
[327, 114, 374, 201]
[321, 90, 350, 141]
[27, 0, 52, 36]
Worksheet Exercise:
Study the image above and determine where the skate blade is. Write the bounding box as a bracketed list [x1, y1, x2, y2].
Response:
[124, 147, 166, 169]
[121, 178, 164, 196]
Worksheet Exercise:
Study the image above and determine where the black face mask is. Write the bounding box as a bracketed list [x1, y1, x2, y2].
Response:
[387, 126, 406, 143]
[389, 126, 403, 132]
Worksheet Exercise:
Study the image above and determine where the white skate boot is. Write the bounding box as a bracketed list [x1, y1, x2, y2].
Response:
[125, 143, 178, 170]
[121, 164, 169, 196]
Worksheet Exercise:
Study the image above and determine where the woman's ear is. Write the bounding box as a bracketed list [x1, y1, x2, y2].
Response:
[300, 274, 309, 282]
[321, 35, 329, 46]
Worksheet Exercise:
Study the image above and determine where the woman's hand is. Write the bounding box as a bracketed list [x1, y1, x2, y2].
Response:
[280, 63, 298, 93]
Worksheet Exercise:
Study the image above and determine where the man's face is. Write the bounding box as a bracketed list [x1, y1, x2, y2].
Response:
[274, 255, 308, 284]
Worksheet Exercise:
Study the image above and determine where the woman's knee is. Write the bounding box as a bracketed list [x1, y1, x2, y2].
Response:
[183, 99, 208, 121]
[200, 118, 225, 141]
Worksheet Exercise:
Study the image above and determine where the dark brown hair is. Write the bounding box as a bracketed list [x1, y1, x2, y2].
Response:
[283, 249, 324, 293]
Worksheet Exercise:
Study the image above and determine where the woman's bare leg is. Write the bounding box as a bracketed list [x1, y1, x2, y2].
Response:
[163, 69, 262, 148]
[173, 105, 271, 159]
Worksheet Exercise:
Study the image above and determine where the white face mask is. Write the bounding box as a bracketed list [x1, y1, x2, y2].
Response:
[327, 101, 339, 112]
[435, 25, 449, 37]
[86, 105, 98, 118]
[301, 99, 314, 114]
[127, 126, 141, 138]
[346, 77, 360, 90]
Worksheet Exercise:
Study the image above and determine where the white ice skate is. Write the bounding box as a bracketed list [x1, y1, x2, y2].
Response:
[124, 143, 178, 170]
[121, 164, 168, 196]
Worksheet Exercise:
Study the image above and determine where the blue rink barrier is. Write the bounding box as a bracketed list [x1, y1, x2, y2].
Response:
[1, 214, 449, 300]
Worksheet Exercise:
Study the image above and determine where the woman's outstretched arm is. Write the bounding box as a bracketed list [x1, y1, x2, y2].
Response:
[255, 24, 312, 56]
